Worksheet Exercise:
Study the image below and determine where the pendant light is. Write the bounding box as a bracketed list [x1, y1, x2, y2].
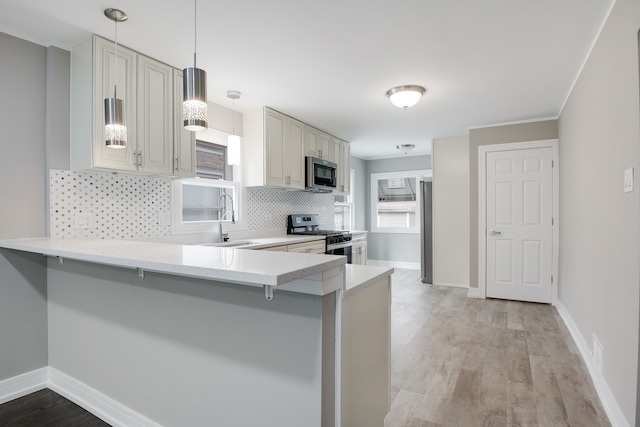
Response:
[386, 85, 426, 110]
[183, 0, 207, 132]
[227, 90, 241, 166]
[104, 8, 128, 148]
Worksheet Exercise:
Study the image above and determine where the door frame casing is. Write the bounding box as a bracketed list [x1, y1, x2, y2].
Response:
[476, 139, 559, 304]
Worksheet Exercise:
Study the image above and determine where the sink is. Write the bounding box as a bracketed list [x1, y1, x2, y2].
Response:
[200, 241, 256, 248]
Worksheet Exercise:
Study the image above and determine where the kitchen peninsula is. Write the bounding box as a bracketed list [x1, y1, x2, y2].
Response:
[0, 237, 392, 427]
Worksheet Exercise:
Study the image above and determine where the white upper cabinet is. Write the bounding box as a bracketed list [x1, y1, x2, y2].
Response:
[71, 35, 194, 176]
[136, 54, 173, 174]
[332, 137, 351, 194]
[244, 107, 305, 190]
[172, 70, 195, 178]
[72, 35, 137, 171]
[305, 125, 332, 160]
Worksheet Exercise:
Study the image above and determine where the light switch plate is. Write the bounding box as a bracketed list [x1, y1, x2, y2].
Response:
[624, 168, 634, 193]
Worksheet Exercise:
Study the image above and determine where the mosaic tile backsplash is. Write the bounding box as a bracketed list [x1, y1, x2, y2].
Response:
[49, 170, 335, 239]
[49, 170, 172, 239]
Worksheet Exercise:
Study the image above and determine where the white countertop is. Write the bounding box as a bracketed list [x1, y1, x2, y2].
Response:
[0, 237, 345, 290]
[344, 264, 394, 298]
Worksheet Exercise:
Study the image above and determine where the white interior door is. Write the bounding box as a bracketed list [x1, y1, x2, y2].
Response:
[485, 147, 553, 303]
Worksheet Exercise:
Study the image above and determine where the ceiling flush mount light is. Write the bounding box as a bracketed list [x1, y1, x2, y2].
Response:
[397, 144, 415, 155]
[104, 8, 128, 148]
[227, 90, 241, 166]
[386, 85, 426, 110]
[183, 0, 207, 132]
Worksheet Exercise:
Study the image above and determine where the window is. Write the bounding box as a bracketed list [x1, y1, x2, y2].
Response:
[171, 140, 242, 234]
[370, 170, 431, 233]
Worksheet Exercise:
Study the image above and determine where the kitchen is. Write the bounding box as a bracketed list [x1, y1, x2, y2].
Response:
[1, 0, 640, 426]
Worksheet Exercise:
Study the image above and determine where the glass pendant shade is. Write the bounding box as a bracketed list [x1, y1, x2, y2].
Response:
[386, 85, 426, 110]
[227, 134, 241, 165]
[104, 97, 127, 148]
[183, 67, 208, 131]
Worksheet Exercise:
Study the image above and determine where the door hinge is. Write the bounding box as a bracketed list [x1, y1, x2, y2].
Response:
[552, 217, 554, 226]
[551, 275, 554, 284]
[552, 160, 555, 168]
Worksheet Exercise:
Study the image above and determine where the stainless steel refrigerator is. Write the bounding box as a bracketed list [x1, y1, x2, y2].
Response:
[420, 179, 433, 284]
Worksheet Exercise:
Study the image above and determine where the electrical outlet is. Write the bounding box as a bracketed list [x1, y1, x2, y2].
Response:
[158, 211, 171, 226]
[624, 168, 634, 192]
[74, 213, 94, 229]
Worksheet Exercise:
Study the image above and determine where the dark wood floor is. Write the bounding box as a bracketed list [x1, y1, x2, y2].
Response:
[384, 269, 611, 427]
[0, 389, 109, 427]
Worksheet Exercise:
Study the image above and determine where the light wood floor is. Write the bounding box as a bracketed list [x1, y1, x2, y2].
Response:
[384, 269, 611, 427]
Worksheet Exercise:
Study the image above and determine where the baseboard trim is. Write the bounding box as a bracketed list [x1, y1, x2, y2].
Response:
[48, 368, 161, 427]
[366, 259, 420, 270]
[0, 367, 48, 405]
[467, 287, 482, 299]
[555, 301, 629, 427]
[433, 282, 468, 289]
[0, 367, 159, 427]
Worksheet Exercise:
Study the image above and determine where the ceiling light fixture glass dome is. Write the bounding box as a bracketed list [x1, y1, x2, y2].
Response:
[386, 85, 426, 110]
[397, 144, 415, 154]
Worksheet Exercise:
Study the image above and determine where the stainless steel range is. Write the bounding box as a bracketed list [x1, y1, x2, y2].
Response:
[287, 214, 352, 263]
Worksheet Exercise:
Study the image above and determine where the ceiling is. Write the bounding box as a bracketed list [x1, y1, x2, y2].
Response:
[0, 0, 613, 159]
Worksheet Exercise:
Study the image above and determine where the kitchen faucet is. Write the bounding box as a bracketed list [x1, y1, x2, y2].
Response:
[218, 193, 235, 242]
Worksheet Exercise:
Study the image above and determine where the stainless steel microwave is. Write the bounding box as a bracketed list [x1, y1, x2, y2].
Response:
[305, 157, 337, 192]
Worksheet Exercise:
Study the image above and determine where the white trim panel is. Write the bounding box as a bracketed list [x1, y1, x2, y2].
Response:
[48, 368, 161, 427]
[433, 282, 468, 289]
[367, 259, 420, 270]
[555, 302, 628, 427]
[0, 367, 48, 405]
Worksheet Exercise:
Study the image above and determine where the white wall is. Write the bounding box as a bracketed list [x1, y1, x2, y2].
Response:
[432, 136, 469, 287]
[558, 0, 640, 423]
[0, 33, 49, 381]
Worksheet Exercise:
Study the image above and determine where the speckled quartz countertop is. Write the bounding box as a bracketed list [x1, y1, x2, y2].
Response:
[0, 237, 346, 294]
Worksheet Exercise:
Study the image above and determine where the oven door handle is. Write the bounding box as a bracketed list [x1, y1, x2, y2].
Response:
[326, 242, 352, 251]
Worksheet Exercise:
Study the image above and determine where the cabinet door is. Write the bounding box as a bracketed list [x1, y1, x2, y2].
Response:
[287, 117, 305, 189]
[137, 55, 173, 174]
[352, 241, 367, 265]
[331, 137, 341, 164]
[287, 240, 326, 254]
[172, 70, 195, 177]
[261, 245, 287, 252]
[305, 125, 319, 157]
[341, 141, 351, 194]
[318, 131, 332, 160]
[93, 36, 137, 171]
[264, 108, 287, 187]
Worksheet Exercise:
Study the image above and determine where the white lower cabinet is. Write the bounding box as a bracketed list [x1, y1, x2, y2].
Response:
[351, 233, 367, 265]
[257, 239, 325, 254]
[287, 240, 326, 254]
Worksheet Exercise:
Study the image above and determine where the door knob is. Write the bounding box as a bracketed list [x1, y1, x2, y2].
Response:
[488, 230, 502, 236]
